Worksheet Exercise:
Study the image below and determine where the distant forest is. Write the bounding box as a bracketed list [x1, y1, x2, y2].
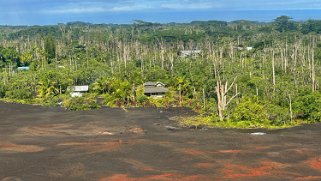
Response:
[1, 16, 321, 128]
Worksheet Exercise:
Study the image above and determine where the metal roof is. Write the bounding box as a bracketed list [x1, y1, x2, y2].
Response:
[144, 82, 157, 86]
[68, 86, 89, 92]
[17, 66, 30, 71]
[144, 82, 165, 87]
[144, 87, 168, 94]
[180, 50, 201, 54]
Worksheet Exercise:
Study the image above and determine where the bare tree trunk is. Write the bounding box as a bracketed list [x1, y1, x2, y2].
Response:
[311, 39, 316, 92]
[203, 88, 206, 110]
[215, 77, 239, 121]
[288, 94, 293, 124]
[272, 50, 276, 92]
[179, 84, 182, 107]
[285, 39, 288, 73]
[170, 53, 174, 75]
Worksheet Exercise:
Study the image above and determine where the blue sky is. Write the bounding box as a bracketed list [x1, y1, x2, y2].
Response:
[1, 0, 321, 25]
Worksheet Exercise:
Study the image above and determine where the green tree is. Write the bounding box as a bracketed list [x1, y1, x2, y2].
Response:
[20, 51, 33, 66]
[302, 20, 321, 34]
[5, 73, 35, 100]
[274, 16, 297, 32]
[293, 92, 321, 122]
[231, 97, 269, 127]
[44, 35, 56, 63]
[91, 77, 109, 94]
[37, 70, 72, 99]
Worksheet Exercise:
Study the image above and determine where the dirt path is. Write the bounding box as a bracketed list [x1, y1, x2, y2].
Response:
[0, 102, 320, 181]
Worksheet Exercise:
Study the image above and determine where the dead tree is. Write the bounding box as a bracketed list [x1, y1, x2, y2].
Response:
[272, 50, 276, 92]
[288, 94, 293, 124]
[311, 39, 316, 92]
[215, 77, 239, 121]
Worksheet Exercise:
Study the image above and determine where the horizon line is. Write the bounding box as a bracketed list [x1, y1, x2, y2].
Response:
[1, 9, 321, 26]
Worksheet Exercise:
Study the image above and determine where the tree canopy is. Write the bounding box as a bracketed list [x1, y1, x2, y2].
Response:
[1, 16, 321, 127]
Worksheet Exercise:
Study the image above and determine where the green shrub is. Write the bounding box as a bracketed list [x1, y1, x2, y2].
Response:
[265, 103, 289, 125]
[5, 87, 34, 99]
[231, 97, 269, 127]
[149, 97, 164, 107]
[38, 95, 65, 107]
[293, 92, 321, 122]
[0, 84, 5, 98]
[63, 95, 99, 110]
[137, 95, 148, 104]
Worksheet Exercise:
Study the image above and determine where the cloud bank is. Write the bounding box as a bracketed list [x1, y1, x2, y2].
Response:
[1, 0, 321, 25]
[3, 0, 321, 15]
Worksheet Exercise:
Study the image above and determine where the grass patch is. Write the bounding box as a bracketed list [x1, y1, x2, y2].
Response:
[0, 98, 37, 105]
[176, 115, 308, 129]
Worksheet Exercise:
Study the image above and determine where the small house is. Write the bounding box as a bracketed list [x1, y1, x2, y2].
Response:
[68, 85, 89, 97]
[246, 47, 253, 51]
[236, 46, 244, 51]
[143, 82, 168, 98]
[17, 66, 30, 71]
[235, 46, 253, 51]
[179, 50, 202, 58]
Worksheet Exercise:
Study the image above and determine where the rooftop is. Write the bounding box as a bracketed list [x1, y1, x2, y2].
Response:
[144, 86, 168, 94]
[68, 86, 89, 92]
[144, 82, 165, 87]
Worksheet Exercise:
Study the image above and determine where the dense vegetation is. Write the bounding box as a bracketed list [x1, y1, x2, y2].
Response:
[1, 16, 321, 128]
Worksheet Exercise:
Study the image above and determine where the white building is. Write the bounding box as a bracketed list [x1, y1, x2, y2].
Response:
[68, 85, 89, 97]
[246, 47, 253, 51]
[180, 50, 202, 58]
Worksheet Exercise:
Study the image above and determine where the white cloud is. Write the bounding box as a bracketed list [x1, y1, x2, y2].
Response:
[47, 7, 106, 14]
[44, 2, 151, 14]
[18, 0, 321, 15]
[160, 2, 223, 10]
[110, 4, 152, 12]
[43, 0, 224, 14]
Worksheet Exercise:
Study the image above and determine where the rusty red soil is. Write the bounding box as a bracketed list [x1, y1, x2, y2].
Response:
[0, 141, 45, 153]
[307, 157, 321, 171]
[217, 149, 242, 153]
[0, 102, 321, 180]
[57, 140, 123, 152]
[220, 161, 287, 179]
[119, 158, 156, 171]
[180, 148, 242, 158]
[180, 148, 207, 156]
[295, 176, 321, 181]
[193, 162, 215, 169]
[98, 173, 211, 181]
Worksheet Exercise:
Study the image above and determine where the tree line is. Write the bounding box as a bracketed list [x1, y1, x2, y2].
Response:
[1, 16, 321, 128]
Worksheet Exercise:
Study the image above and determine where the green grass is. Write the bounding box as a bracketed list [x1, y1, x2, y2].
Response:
[175, 115, 308, 129]
[0, 98, 37, 105]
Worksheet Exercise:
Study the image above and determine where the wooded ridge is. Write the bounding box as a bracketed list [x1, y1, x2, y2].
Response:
[1, 16, 321, 128]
